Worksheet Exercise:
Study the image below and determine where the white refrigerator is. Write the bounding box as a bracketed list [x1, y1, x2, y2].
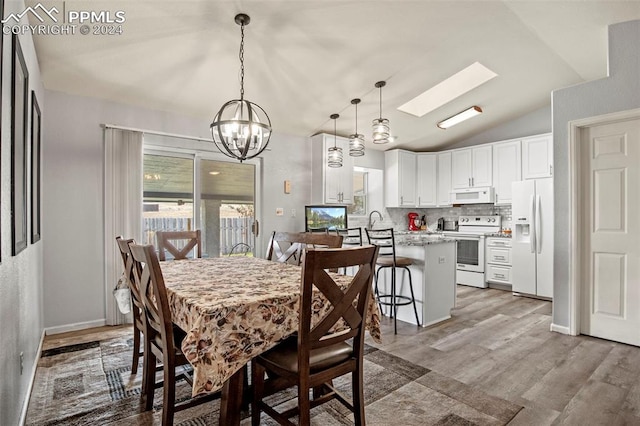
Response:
[511, 178, 554, 298]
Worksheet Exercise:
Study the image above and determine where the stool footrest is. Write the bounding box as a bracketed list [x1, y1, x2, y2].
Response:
[376, 294, 415, 307]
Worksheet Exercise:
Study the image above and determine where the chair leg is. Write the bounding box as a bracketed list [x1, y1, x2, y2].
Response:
[352, 365, 366, 426]
[373, 267, 383, 315]
[298, 381, 311, 426]
[251, 361, 265, 426]
[132, 324, 140, 375]
[143, 344, 156, 411]
[404, 266, 421, 326]
[162, 355, 176, 426]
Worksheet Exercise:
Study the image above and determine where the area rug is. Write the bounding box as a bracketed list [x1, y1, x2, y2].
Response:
[25, 329, 522, 425]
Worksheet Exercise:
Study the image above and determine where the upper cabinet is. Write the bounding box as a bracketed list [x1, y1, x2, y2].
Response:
[522, 133, 553, 179]
[385, 150, 417, 207]
[492, 140, 521, 205]
[416, 153, 437, 207]
[437, 152, 452, 207]
[311, 134, 354, 204]
[451, 145, 493, 189]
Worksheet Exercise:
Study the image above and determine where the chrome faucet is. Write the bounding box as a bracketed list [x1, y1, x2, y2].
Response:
[368, 210, 383, 229]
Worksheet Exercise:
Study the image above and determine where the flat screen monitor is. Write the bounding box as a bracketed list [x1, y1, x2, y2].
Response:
[304, 205, 348, 232]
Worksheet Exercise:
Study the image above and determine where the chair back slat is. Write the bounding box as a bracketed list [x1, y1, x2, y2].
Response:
[364, 228, 398, 264]
[130, 244, 176, 352]
[266, 231, 343, 265]
[334, 227, 363, 246]
[116, 236, 145, 313]
[156, 230, 202, 260]
[298, 246, 379, 354]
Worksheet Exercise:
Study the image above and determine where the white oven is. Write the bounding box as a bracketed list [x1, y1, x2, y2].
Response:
[443, 215, 501, 288]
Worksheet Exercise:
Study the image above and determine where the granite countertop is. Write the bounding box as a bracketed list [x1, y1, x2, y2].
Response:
[485, 232, 512, 238]
[396, 234, 456, 246]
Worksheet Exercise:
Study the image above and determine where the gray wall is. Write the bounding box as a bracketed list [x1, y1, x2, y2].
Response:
[0, 1, 45, 423]
[43, 90, 312, 330]
[552, 19, 640, 328]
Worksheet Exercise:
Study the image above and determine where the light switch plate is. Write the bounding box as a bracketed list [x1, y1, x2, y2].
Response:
[284, 180, 291, 194]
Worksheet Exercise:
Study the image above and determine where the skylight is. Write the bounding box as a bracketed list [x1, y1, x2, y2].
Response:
[397, 62, 497, 117]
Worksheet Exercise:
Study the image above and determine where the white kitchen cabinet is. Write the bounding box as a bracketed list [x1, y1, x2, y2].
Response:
[492, 140, 521, 205]
[385, 150, 417, 207]
[451, 145, 493, 189]
[311, 133, 353, 204]
[485, 237, 512, 286]
[522, 133, 553, 179]
[437, 151, 452, 206]
[416, 153, 437, 207]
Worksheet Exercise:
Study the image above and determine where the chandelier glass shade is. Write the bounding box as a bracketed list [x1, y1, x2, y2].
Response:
[327, 113, 343, 168]
[372, 81, 391, 144]
[349, 98, 365, 156]
[210, 13, 271, 162]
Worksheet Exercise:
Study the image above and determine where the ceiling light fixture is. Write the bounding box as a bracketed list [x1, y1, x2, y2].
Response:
[372, 81, 390, 144]
[437, 106, 483, 129]
[210, 13, 271, 162]
[349, 98, 365, 157]
[327, 114, 343, 168]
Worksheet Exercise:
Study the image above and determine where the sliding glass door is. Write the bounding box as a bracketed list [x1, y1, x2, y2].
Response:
[142, 148, 257, 258]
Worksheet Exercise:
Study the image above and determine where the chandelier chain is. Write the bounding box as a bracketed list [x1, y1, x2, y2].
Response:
[239, 22, 245, 101]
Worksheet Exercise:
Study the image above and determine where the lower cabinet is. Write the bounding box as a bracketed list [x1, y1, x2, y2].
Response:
[485, 237, 512, 286]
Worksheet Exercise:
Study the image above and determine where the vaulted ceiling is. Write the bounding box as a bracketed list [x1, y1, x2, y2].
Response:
[27, 1, 640, 151]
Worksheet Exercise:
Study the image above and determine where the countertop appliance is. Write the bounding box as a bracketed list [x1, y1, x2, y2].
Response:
[408, 212, 421, 231]
[511, 178, 554, 298]
[443, 215, 501, 288]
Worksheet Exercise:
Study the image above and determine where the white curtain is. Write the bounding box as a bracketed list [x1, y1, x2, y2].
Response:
[104, 128, 143, 325]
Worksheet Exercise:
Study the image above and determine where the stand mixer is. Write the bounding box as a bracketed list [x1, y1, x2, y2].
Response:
[408, 212, 421, 231]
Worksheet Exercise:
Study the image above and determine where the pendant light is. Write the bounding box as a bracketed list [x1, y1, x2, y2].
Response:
[349, 98, 365, 157]
[210, 13, 271, 162]
[327, 114, 343, 168]
[372, 81, 390, 144]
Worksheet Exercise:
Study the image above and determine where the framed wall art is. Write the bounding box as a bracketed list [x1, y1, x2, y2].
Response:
[11, 34, 29, 256]
[31, 91, 41, 243]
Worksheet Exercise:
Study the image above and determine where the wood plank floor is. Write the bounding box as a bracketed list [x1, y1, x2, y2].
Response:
[366, 285, 640, 424]
[38, 286, 640, 424]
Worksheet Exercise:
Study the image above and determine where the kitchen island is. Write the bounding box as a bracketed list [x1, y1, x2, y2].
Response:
[375, 232, 456, 328]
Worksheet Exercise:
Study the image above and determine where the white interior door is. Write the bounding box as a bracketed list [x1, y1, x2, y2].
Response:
[581, 118, 640, 346]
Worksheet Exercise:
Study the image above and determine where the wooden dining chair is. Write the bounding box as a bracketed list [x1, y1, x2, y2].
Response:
[266, 231, 343, 265]
[252, 245, 379, 426]
[156, 230, 202, 261]
[115, 237, 145, 377]
[129, 244, 220, 426]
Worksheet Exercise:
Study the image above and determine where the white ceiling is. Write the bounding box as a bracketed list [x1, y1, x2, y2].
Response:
[27, 1, 640, 151]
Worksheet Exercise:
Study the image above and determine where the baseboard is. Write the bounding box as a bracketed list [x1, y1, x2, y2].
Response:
[550, 323, 571, 335]
[44, 318, 107, 335]
[19, 328, 45, 426]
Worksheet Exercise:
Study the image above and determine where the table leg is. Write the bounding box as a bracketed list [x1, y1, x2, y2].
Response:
[219, 366, 245, 426]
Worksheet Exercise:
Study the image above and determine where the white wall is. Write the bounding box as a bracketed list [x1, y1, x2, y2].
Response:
[42, 90, 312, 330]
[0, 0, 45, 423]
[552, 19, 640, 328]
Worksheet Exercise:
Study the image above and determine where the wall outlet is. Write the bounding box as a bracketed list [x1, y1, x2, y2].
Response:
[20, 352, 24, 375]
[438, 256, 446, 264]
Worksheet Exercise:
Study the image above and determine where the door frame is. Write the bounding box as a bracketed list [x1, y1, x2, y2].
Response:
[568, 107, 640, 336]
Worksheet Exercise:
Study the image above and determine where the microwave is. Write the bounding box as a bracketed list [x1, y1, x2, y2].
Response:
[450, 187, 495, 204]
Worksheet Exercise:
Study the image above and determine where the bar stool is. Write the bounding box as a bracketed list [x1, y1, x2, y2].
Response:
[365, 228, 420, 334]
[334, 228, 363, 274]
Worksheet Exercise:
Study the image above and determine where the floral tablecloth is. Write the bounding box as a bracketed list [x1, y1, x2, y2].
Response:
[160, 256, 381, 396]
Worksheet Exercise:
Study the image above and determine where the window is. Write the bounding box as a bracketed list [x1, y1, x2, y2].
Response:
[348, 170, 367, 215]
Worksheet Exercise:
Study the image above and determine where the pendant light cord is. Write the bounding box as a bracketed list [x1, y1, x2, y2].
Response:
[379, 85, 382, 119]
[355, 102, 358, 133]
[334, 117, 337, 148]
[239, 22, 245, 101]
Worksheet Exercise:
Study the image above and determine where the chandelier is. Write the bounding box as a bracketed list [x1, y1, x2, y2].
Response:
[210, 14, 271, 162]
[349, 98, 365, 156]
[372, 81, 390, 144]
[327, 114, 343, 168]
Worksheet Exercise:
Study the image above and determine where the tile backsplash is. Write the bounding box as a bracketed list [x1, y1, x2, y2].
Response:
[384, 204, 512, 231]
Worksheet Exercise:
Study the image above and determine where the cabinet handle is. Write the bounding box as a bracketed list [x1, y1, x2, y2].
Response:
[550, 165, 553, 176]
[495, 193, 498, 203]
[401, 196, 404, 205]
[495, 256, 506, 260]
[468, 178, 471, 186]
[472, 177, 475, 186]
[495, 273, 506, 279]
[418, 196, 421, 205]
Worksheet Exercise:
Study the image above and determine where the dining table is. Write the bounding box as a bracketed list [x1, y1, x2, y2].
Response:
[160, 255, 382, 425]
